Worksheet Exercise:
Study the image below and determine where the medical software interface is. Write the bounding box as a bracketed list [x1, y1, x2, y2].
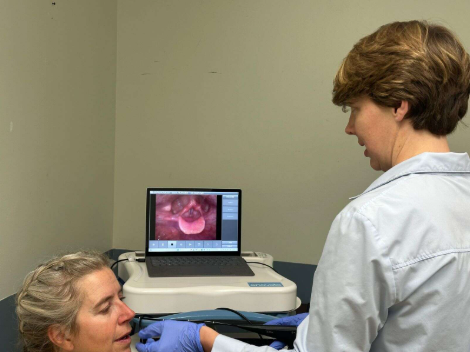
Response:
[148, 190, 239, 252]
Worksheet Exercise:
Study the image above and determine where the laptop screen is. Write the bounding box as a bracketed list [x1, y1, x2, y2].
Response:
[146, 188, 241, 255]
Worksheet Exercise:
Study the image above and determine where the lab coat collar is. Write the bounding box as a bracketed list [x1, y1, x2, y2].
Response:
[349, 152, 470, 200]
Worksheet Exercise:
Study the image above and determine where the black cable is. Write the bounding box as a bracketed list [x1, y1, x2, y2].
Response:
[110, 258, 129, 271]
[138, 316, 144, 344]
[246, 262, 279, 274]
[215, 307, 253, 324]
[215, 308, 263, 340]
[134, 308, 270, 342]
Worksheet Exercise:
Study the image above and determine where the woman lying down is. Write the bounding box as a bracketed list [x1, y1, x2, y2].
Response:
[16, 251, 287, 352]
[16, 251, 137, 352]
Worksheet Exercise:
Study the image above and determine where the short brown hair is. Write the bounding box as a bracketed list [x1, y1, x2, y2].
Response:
[16, 251, 109, 352]
[332, 20, 470, 135]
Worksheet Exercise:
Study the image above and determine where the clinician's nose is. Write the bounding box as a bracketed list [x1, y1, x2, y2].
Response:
[345, 114, 355, 135]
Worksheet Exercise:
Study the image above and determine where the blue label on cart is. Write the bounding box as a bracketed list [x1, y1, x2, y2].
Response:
[248, 282, 283, 287]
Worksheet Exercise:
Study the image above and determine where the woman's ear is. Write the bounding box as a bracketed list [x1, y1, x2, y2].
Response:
[394, 101, 409, 122]
[48, 325, 75, 351]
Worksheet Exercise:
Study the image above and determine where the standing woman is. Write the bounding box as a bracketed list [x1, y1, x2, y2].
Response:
[16, 251, 135, 352]
[140, 20, 470, 352]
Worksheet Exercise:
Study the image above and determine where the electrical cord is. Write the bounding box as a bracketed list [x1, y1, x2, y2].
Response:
[215, 307, 253, 324]
[246, 262, 279, 274]
[110, 258, 129, 270]
[216, 307, 263, 340]
[110, 258, 130, 284]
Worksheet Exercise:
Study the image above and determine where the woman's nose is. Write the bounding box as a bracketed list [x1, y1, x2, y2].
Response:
[119, 302, 135, 324]
[345, 115, 355, 135]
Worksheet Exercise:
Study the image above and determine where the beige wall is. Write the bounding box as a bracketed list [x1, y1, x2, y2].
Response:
[0, 0, 117, 299]
[113, 0, 470, 264]
[2, 1, 470, 300]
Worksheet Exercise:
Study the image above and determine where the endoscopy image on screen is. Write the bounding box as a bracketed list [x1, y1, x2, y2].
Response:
[154, 194, 218, 240]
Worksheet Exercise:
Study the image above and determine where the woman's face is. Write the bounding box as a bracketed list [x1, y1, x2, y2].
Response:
[69, 267, 135, 352]
[344, 96, 401, 172]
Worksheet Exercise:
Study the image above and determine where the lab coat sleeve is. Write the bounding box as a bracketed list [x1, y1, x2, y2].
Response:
[212, 209, 395, 352]
[211, 316, 311, 352]
[212, 334, 279, 352]
[298, 210, 396, 351]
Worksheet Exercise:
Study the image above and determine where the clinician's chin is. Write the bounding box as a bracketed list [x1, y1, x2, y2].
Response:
[369, 158, 382, 171]
[371, 164, 381, 171]
[365, 150, 379, 170]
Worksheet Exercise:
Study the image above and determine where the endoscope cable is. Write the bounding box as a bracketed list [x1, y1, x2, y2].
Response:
[134, 306, 287, 345]
[215, 307, 263, 340]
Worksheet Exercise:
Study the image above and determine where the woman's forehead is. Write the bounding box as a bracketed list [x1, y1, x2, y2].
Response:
[77, 268, 120, 304]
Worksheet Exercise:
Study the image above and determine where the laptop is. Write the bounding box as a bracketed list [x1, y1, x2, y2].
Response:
[145, 188, 255, 277]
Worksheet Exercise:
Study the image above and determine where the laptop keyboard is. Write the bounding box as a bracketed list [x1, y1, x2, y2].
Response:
[151, 256, 243, 267]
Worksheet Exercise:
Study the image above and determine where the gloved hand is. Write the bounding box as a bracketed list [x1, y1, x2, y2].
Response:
[135, 320, 205, 352]
[264, 313, 308, 350]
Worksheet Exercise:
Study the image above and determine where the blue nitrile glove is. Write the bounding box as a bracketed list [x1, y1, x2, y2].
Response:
[264, 313, 308, 350]
[135, 320, 205, 352]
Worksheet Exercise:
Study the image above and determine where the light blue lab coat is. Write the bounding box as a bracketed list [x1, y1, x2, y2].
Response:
[213, 152, 470, 352]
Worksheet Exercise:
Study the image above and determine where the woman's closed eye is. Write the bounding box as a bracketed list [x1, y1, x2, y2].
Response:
[100, 304, 111, 314]
[99, 295, 126, 314]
